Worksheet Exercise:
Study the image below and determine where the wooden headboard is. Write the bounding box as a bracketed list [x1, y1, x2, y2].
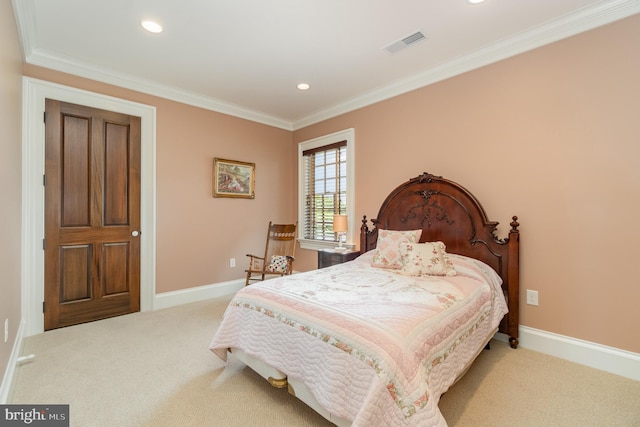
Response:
[360, 172, 520, 348]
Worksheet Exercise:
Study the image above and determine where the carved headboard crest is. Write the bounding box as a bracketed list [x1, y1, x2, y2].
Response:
[416, 172, 441, 183]
[400, 190, 455, 229]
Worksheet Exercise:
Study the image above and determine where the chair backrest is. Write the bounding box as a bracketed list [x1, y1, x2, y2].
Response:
[263, 222, 297, 262]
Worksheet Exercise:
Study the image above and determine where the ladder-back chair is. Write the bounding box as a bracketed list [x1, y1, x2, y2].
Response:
[245, 222, 297, 286]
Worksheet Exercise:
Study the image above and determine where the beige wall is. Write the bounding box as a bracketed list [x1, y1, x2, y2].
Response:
[153, 102, 295, 291]
[0, 0, 24, 392]
[21, 66, 295, 293]
[294, 14, 640, 353]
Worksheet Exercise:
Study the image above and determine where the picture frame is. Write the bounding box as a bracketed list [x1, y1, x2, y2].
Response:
[213, 158, 255, 199]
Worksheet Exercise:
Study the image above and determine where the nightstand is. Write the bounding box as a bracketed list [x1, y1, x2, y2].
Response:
[317, 249, 360, 268]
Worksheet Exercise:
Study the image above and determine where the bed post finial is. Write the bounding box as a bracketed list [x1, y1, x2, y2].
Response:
[510, 216, 520, 232]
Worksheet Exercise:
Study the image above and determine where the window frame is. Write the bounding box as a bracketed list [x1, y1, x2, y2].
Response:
[297, 129, 355, 251]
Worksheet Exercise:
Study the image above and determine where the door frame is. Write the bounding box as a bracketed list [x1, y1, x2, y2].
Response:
[22, 77, 156, 336]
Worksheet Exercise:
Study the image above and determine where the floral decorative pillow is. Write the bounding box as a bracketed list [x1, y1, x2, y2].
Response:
[266, 255, 289, 274]
[371, 229, 423, 269]
[398, 241, 457, 276]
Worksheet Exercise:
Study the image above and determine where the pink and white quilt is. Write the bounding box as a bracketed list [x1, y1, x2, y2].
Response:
[210, 251, 508, 426]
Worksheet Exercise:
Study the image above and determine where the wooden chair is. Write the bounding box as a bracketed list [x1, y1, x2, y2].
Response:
[245, 222, 297, 286]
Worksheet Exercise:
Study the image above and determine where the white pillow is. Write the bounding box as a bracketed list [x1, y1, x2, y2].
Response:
[398, 241, 457, 276]
[371, 229, 423, 269]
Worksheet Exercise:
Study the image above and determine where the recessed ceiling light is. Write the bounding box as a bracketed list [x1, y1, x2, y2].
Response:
[297, 83, 310, 91]
[468, 0, 486, 3]
[141, 20, 163, 33]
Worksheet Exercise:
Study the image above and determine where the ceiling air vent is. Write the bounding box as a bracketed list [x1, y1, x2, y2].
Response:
[385, 31, 426, 54]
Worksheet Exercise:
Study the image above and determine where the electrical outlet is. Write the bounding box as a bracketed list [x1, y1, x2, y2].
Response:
[4, 319, 8, 343]
[230, 258, 236, 268]
[526, 289, 539, 306]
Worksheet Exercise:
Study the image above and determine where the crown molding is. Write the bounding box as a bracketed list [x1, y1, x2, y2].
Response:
[12, 0, 292, 130]
[13, 0, 640, 131]
[25, 48, 294, 131]
[292, 0, 640, 130]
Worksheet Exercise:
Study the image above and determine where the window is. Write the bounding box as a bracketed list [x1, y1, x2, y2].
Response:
[298, 129, 355, 251]
[303, 141, 346, 241]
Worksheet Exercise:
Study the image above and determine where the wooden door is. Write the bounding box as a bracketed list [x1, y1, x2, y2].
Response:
[44, 99, 141, 330]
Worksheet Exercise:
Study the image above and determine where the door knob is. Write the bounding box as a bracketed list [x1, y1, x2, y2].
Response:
[131, 230, 140, 237]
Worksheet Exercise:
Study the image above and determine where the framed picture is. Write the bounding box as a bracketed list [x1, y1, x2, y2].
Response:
[213, 158, 255, 199]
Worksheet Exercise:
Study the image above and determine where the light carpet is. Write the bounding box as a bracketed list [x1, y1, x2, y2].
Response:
[9, 295, 640, 426]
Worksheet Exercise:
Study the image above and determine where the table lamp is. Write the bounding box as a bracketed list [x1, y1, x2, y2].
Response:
[332, 214, 348, 251]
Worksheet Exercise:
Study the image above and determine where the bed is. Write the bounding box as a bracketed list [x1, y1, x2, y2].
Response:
[210, 172, 520, 426]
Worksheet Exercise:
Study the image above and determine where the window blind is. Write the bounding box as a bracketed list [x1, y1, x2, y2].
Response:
[303, 140, 347, 241]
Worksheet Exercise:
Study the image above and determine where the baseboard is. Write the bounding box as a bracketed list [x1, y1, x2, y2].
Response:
[153, 278, 245, 310]
[495, 326, 640, 381]
[0, 320, 26, 404]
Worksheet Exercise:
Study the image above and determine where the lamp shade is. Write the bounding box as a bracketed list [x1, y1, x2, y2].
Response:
[332, 215, 348, 233]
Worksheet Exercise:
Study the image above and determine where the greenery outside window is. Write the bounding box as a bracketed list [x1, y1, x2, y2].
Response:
[298, 129, 355, 251]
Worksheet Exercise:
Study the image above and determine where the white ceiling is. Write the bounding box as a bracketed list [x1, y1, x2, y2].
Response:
[12, 0, 640, 130]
